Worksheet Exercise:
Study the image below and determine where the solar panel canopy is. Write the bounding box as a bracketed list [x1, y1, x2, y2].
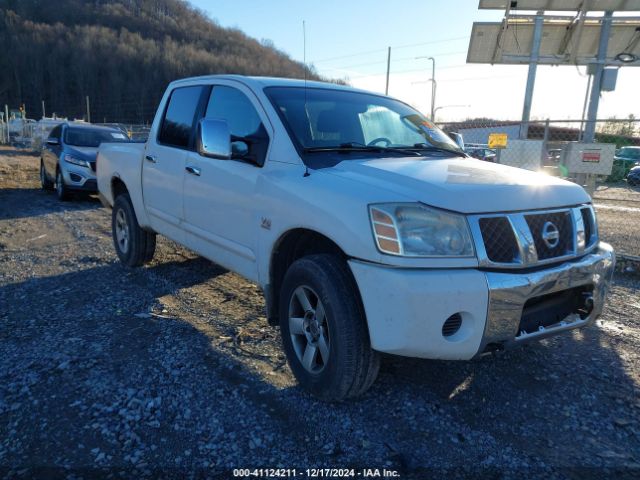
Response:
[467, 17, 640, 64]
[479, 0, 640, 11]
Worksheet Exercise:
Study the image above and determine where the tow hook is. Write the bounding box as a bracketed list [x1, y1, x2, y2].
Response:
[582, 293, 595, 318]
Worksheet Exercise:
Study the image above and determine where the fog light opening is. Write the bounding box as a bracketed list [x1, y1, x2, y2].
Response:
[442, 313, 463, 338]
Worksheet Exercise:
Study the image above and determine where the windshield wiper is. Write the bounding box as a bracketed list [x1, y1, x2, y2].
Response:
[303, 142, 421, 156]
[409, 143, 467, 158]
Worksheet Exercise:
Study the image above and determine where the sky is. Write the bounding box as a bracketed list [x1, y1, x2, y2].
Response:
[189, 0, 640, 122]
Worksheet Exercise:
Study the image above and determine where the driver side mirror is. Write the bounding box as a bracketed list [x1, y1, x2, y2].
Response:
[197, 118, 231, 159]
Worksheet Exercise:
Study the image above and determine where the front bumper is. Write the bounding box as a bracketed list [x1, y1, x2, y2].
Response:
[348, 242, 615, 360]
[60, 162, 97, 191]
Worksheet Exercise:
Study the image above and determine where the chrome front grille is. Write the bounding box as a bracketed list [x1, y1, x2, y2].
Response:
[478, 217, 519, 263]
[469, 205, 597, 269]
[524, 210, 573, 260]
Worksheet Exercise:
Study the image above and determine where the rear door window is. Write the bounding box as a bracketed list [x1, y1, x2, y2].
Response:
[158, 86, 205, 149]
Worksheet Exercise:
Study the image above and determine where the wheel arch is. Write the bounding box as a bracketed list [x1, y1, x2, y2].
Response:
[111, 175, 129, 201]
[266, 228, 352, 325]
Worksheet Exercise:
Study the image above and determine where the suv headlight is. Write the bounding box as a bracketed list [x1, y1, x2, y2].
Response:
[64, 154, 89, 168]
[369, 203, 474, 257]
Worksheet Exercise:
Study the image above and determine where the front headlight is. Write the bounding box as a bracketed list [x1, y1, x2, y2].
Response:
[369, 203, 475, 257]
[64, 154, 89, 168]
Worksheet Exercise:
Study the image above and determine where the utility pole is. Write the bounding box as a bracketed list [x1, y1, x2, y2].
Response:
[583, 11, 613, 143]
[519, 11, 544, 139]
[385, 47, 391, 95]
[86, 96, 91, 123]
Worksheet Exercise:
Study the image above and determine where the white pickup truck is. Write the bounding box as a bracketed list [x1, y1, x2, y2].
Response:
[97, 75, 615, 401]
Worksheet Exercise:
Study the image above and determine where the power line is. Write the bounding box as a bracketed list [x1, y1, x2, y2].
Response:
[321, 51, 468, 72]
[311, 35, 470, 64]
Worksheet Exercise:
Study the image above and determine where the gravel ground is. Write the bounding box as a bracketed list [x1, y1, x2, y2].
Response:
[1, 147, 639, 479]
[593, 183, 640, 256]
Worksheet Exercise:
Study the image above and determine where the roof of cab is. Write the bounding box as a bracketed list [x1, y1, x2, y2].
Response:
[168, 74, 369, 94]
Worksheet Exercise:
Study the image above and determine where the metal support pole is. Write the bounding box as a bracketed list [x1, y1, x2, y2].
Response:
[579, 73, 593, 141]
[86, 96, 91, 123]
[583, 11, 613, 144]
[42, 100, 46, 119]
[385, 47, 391, 95]
[519, 12, 544, 140]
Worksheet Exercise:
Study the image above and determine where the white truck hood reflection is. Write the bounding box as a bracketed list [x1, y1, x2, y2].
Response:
[328, 157, 591, 214]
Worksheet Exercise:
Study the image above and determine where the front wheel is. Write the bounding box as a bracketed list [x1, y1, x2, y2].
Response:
[279, 254, 380, 401]
[55, 169, 70, 201]
[112, 193, 156, 267]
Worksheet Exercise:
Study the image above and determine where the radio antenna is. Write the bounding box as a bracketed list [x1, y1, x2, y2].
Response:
[302, 20, 311, 178]
[303, 20, 308, 106]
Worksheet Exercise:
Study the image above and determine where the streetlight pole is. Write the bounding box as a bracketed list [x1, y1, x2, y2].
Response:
[433, 105, 471, 122]
[416, 56, 436, 120]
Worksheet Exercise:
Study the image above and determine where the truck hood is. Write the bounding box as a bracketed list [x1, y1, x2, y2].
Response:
[327, 157, 590, 214]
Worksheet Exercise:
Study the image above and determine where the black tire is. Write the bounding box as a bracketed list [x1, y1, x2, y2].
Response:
[279, 254, 380, 401]
[40, 161, 53, 191]
[112, 193, 156, 267]
[55, 169, 71, 201]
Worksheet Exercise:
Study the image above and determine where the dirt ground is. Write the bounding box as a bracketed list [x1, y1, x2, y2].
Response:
[1, 146, 639, 479]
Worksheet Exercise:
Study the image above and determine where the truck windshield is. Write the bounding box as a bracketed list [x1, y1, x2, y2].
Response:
[264, 86, 462, 165]
[65, 128, 129, 147]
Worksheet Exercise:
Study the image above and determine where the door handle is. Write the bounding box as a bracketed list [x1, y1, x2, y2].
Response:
[185, 165, 201, 176]
[145, 154, 157, 163]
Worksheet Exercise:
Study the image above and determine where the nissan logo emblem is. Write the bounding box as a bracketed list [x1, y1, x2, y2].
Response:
[541, 221, 560, 249]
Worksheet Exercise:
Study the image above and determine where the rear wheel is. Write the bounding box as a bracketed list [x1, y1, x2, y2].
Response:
[55, 169, 70, 201]
[40, 161, 53, 191]
[279, 254, 380, 401]
[112, 193, 156, 267]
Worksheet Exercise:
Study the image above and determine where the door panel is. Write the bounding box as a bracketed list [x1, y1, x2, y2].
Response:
[183, 154, 259, 279]
[142, 144, 187, 226]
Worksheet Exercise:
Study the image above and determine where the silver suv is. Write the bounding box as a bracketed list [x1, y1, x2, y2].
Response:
[40, 123, 130, 200]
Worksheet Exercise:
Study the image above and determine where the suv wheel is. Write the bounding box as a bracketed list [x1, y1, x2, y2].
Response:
[112, 193, 156, 267]
[55, 169, 70, 201]
[40, 161, 53, 191]
[279, 254, 380, 401]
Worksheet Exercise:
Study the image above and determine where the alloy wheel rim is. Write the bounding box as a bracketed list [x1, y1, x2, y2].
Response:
[288, 285, 330, 374]
[115, 209, 130, 253]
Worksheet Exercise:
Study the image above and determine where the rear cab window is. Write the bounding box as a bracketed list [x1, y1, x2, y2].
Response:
[158, 85, 206, 149]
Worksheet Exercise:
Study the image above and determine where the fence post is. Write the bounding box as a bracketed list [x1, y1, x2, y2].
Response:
[4, 105, 9, 143]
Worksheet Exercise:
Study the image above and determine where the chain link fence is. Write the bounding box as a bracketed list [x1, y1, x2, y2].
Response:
[2, 105, 638, 185]
[438, 118, 640, 182]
